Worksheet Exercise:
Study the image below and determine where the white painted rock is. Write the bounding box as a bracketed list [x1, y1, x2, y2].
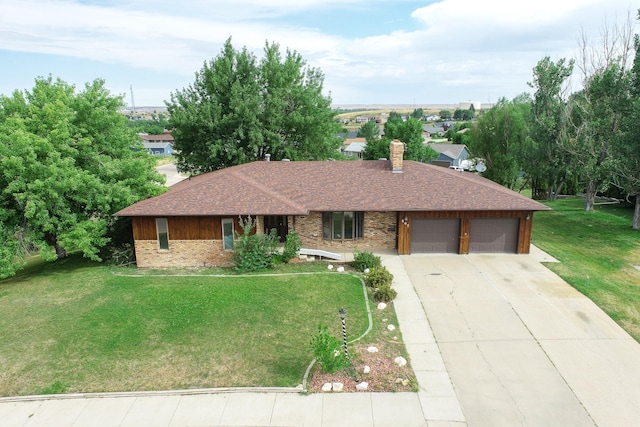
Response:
[367, 346, 379, 353]
[321, 383, 332, 392]
[336, 266, 345, 272]
[387, 324, 396, 331]
[328, 264, 334, 270]
[356, 381, 369, 391]
[394, 356, 407, 367]
[377, 302, 387, 310]
[364, 268, 370, 274]
[363, 365, 371, 374]
[395, 378, 403, 384]
[332, 382, 344, 392]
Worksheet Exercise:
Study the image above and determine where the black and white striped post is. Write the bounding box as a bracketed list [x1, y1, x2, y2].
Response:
[339, 308, 348, 359]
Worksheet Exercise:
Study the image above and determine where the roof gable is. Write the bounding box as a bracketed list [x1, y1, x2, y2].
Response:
[428, 143, 469, 160]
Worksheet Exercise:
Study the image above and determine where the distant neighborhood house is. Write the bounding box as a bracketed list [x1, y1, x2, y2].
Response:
[427, 143, 470, 169]
[139, 131, 174, 156]
[341, 138, 367, 158]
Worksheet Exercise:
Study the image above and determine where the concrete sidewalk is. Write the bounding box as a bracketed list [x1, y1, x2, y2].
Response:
[0, 254, 463, 427]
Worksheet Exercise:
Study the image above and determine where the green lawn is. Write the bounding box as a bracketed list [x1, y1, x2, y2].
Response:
[0, 256, 368, 396]
[533, 198, 640, 341]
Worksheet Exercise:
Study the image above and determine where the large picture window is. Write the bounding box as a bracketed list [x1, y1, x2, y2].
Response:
[156, 218, 169, 250]
[322, 212, 364, 240]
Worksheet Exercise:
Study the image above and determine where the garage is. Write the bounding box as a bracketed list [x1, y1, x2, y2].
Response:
[469, 218, 520, 253]
[411, 218, 460, 253]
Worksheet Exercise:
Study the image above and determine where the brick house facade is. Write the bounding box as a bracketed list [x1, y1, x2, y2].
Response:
[117, 140, 549, 269]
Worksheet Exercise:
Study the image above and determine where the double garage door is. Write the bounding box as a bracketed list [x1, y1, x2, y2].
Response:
[410, 218, 520, 254]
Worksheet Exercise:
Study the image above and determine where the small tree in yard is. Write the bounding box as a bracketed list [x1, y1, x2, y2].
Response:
[279, 230, 302, 263]
[232, 216, 279, 272]
[310, 325, 348, 373]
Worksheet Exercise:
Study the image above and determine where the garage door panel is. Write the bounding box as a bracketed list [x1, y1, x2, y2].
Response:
[469, 218, 519, 253]
[411, 218, 460, 253]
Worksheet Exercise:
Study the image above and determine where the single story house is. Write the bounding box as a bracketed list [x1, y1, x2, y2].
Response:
[115, 141, 549, 269]
[139, 131, 174, 156]
[342, 142, 366, 158]
[142, 141, 173, 156]
[423, 125, 446, 139]
[427, 143, 470, 169]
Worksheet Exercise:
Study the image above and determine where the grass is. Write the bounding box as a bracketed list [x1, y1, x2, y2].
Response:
[0, 255, 369, 396]
[532, 197, 640, 341]
[154, 156, 175, 167]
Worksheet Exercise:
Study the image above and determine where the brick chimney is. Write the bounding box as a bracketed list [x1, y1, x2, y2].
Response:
[390, 139, 404, 173]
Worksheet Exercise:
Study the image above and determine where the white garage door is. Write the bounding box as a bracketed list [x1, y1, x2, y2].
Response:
[469, 218, 519, 253]
[411, 218, 460, 253]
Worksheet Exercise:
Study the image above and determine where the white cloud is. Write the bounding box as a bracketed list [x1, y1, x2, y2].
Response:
[0, 0, 637, 105]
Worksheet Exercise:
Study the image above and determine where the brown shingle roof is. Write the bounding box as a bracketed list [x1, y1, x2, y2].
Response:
[139, 132, 174, 142]
[115, 160, 549, 217]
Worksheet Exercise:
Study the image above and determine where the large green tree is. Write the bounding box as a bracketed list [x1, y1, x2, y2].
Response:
[167, 38, 343, 174]
[0, 77, 165, 278]
[357, 120, 380, 141]
[525, 56, 575, 200]
[614, 13, 640, 228]
[363, 116, 436, 162]
[468, 97, 530, 189]
[568, 63, 632, 211]
[569, 15, 635, 211]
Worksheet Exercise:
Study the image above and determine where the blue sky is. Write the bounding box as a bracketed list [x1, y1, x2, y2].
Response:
[1, 0, 637, 108]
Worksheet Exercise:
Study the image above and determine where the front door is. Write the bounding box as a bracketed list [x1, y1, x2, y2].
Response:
[264, 216, 289, 243]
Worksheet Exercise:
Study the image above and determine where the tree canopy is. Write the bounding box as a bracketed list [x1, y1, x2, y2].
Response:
[167, 38, 343, 175]
[363, 115, 436, 162]
[0, 76, 165, 278]
[468, 97, 530, 189]
[357, 120, 380, 141]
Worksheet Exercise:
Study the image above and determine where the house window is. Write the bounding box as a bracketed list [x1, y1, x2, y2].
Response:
[322, 212, 364, 240]
[222, 218, 234, 250]
[156, 218, 169, 250]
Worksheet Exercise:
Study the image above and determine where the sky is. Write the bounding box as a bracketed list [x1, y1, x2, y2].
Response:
[0, 0, 637, 108]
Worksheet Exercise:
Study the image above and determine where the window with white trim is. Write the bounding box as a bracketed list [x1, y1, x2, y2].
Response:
[222, 218, 234, 250]
[322, 212, 364, 240]
[156, 218, 169, 250]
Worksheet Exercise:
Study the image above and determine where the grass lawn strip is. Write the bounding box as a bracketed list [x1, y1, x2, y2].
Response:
[533, 198, 640, 341]
[0, 257, 371, 396]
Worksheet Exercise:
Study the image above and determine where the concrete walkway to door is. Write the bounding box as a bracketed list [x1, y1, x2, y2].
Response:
[398, 248, 640, 427]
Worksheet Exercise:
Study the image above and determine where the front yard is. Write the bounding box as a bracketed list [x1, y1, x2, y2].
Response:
[0, 257, 384, 396]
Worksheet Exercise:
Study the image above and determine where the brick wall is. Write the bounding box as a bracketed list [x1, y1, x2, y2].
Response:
[390, 139, 404, 172]
[134, 239, 233, 268]
[294, 211, 397, 251]
[134, 211, 398, 269]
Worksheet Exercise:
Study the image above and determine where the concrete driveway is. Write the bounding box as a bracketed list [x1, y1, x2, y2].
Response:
[156, 163, 187, 187]
[400, 249, 640, 427]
